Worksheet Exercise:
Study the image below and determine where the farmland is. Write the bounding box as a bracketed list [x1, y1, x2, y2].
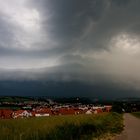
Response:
[0, 112, 123, 140]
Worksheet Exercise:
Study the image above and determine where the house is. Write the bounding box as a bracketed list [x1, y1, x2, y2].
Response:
[57, 108, 74, 115]
[34, 108, 53, 117]
[92, 106, 104, 114]
[12, 110, 32, 118]
[95, 108, 103, 114]
[35, 113, 50, 117]
[55, 108, 84, 115]
[104, 105, 112, 112]
[0, 109, 13, 119]
[73, 108, 85, 115]
[85, 110, 92, 114]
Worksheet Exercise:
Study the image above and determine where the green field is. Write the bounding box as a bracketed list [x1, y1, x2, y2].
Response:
[0, 113, 123, 140]
[132, 112, 140, 118]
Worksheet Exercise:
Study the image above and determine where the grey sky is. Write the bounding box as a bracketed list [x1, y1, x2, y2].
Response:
[0, 0, 140, 97]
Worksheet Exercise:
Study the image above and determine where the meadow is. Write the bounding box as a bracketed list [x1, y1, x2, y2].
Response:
[132, 112, 140, 118]
[0, 113, 123, 140]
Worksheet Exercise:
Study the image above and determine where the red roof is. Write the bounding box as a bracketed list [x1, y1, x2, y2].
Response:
[35, 108, 53, 115]
[56, 108, 83, 115]
[31, 111, 36, 116]
[105, 106, 112, 112]
[96, 108, 103, 113]
[0, 109, 13, 119]
[14, 110, 27, 115]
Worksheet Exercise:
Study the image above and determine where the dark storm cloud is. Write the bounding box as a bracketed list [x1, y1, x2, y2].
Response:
[0, 13, 18, 48]
[29, 0, 109, 49]
[0, 0, 140, 97]
[26, 0, 140, 56]
[0, 80, 138, 99]
[29, 1, 138, 43]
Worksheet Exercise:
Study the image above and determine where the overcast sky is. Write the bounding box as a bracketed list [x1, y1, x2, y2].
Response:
[0, 0, 140, 98]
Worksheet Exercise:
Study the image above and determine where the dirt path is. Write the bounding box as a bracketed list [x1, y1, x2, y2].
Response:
[115, 113, 140, 140]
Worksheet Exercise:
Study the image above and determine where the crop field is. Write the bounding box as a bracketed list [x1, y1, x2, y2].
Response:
[0, 113, 123, 140]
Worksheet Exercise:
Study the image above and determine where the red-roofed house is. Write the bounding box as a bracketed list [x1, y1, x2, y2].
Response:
[34, 108, 53, 117]
[12, 110, 32, 118]
[104, 105, 112, 112]
[0, 109, 13, 119]
[55, 108, 84, 115]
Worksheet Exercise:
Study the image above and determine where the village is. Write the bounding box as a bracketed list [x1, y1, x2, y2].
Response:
[0, 98, 112, 119]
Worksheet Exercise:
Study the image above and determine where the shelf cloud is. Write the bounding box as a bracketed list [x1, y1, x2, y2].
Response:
[0, 0, 140, 97]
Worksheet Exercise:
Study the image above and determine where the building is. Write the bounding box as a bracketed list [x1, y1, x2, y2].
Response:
[12, 110, 32, 118]
[0, 109, 13, 119]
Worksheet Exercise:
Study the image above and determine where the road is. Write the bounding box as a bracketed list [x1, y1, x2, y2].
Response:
[115, 113, 140, 140]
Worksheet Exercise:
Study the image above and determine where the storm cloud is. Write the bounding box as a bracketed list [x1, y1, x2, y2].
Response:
[0, 0, 140, 97]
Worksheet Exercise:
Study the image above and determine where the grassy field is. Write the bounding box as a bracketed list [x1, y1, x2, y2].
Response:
[132, 112, 140, 118]
[0, 113, 123, 140]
